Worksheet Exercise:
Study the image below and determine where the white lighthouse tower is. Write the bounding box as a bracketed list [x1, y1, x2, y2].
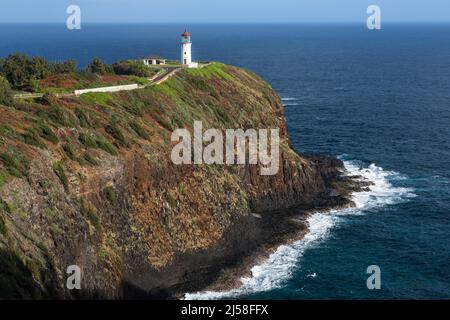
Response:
[181, 30, 198, 68]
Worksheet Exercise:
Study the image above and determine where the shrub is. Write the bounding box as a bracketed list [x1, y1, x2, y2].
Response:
[95, 135, 118, 155]
[123, 101, 145, 117]
[80, 199, 101, 232]
[0, 198, 11, 214]
[75, 108, 99, 128]
[0, 76, 13, 107]
[52, 161, 68, 192]
[62, 143, 77, 161]
[0, 148, 29, 177]
[104, 186, 117, 205]
[22, 128, 45, 148]
[0, 54, 75, 90]
[0, 53, 31, 89]
[41, 105, 78, 127]
[78, 132, 98, 148]
[105, 123, 128, 147]
[22, 123, 58, 148]
[36, 122, 58, 144]
[83, 153, 98, 166]
[86, 58, 113, 75]
[50, 60, 77, 74]
[112, 60, 151, 77]
[0, 169, 8, 187]
[78, 131, 118, 156]
[129, 121, 149, 140]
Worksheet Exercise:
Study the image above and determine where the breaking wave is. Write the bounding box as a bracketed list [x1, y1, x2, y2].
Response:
[185, 159, 415, 300]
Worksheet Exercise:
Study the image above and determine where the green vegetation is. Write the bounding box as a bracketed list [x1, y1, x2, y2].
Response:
[80, 199, 101, 232]
[178, 182, 185, 195]
[0, 76, 13, 107]
[20, 122, 58, 148]
[0, 148, 29, 177]
[113, 60, 153, 78]
[0, 198, 11, 214]
[126, 76, 150, 86]
[129, 121, 149, 140]
[0, 125, 18, 140]
[75, 107, 99, 128]
[152, 81, 178, 97]
[83, 153, 98, 166]
[21, 127, 45, 148]
[0, 169, 8, 187]
[40, 105, 78, 127]
[35, 122, 58, 144]
[0, 53, 76, 90]
[186, 62, 232, 80]
[80, 92, 112, 106]
[105, 121, 128, 147]
[62, 143, 77, 161]
[86, 57, 113, 75]
[52, 161, 68, 192]
[78, 131, 118, 156]
[104, 186, 117, 205]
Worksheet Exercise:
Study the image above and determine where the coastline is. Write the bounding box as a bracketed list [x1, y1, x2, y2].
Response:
[119, 155, 368, 300]
[184, 158, 415, 300]
[180, 158, 367, 300]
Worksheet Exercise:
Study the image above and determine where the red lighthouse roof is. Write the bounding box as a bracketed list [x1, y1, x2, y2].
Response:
[182, 30, 191, 37]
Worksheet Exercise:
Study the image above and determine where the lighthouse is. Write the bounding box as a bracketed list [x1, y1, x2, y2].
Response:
[181, 30, 198, 68]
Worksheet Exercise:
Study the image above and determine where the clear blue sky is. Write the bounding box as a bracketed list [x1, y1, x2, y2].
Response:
[0, 0, 449, 23]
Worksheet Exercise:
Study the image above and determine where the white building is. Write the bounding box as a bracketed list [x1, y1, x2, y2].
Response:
[181, 30, 198, 68]
[143, 56, 166, 66]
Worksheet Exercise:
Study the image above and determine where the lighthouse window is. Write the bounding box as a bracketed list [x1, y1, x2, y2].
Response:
[184, 52, 186, 55]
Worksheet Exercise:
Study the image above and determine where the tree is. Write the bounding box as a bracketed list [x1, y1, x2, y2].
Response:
[0, 54, 78, 90]
[0, 53, 31, 89]
[31, 57, 51, 79]
[51, 60, 77, 74]
[86, 58, 112, 75]
[0, 76, 13, 107]
[112, 60, 151, 77]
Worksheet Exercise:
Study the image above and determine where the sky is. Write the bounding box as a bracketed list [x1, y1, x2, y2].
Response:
[0, 0, 449, 23]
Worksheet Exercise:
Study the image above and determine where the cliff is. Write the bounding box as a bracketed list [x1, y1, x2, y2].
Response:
[0, 63, 354, 299]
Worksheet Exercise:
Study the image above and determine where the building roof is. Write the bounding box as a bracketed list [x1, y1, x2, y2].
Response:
[181, 30, 191, 37]
[143, 55, 165, 60]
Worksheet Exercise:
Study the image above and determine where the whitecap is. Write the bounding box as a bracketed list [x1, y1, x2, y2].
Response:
[184, 159, 415, 300]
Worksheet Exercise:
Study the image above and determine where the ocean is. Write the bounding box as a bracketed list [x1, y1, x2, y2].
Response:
[1, 23, 449, 299]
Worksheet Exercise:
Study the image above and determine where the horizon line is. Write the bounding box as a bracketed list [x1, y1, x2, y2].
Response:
[1, 21, 450, 24]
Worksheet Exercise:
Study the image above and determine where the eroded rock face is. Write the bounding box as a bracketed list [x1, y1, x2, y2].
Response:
[0, 64, 353, 299]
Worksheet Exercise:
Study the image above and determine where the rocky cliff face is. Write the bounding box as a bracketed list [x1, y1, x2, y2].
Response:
[0, 63, 352, 299]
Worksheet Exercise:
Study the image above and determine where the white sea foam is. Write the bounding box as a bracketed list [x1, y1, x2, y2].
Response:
[282, 97, 300, 106]
[184, 160, 415, 300]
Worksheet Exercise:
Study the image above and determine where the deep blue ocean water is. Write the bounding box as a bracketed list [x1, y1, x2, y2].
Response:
[1, 23, 449, 299]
